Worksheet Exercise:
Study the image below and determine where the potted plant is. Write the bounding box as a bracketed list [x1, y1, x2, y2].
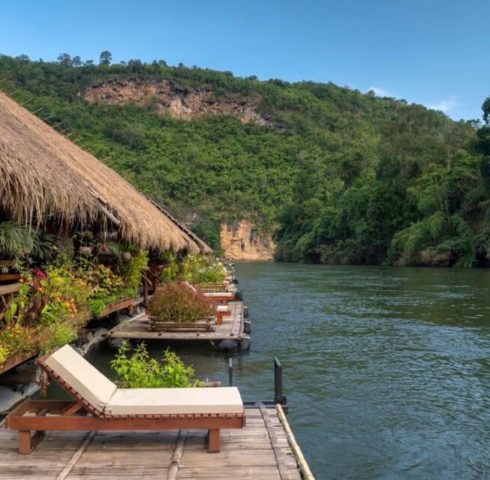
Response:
[147, 282, 215, 332]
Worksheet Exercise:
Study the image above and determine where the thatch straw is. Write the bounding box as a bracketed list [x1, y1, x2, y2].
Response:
[0, 91, 209, 253]
[149, 200, 213, 254]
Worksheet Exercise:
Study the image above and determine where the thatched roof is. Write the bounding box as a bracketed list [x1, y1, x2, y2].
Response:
[0, 91, 211, 254]
[149, 200, 213, 254]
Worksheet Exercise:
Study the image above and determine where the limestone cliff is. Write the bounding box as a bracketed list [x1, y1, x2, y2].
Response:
[84, 78, 272, 126]
[220, 221, 275, 261]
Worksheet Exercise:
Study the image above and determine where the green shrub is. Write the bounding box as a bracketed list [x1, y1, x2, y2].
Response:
[160, 255, 226, 284]
[0, 323, 35, 356]
[160, 253, 180, 282]
[110, 341, 198, 388]
[88, 299, 106, 318]
[0, 344, 9, 366]
[38, 321, 77, 353]
[0, 221, 35, 258]
[181, 255, 226, 284]
[147, 282, 214, 324]
[120, 250, 148, 293]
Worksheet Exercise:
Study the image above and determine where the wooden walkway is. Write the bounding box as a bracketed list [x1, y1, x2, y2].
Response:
[108, 301, 247, 344]
[0, 406, 303, 479]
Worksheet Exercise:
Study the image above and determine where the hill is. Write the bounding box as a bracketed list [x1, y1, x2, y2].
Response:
[0, 53, 488, 266]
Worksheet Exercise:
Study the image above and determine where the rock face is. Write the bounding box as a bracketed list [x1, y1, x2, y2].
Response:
[84, 78, 272, 126]
[417, 249, 456, 267]
[220, 221, 275, 261]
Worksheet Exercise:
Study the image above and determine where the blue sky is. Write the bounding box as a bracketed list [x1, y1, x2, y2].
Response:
[0, 0, 488, 120]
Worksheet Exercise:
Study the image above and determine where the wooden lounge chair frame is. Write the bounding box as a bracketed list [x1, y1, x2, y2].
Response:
[204, 292, 236, 303]
[216, 305, 232, 326]
[7, 354, 245, 455]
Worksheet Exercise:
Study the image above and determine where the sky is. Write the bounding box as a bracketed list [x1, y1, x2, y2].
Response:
[0, 0, 488, 121]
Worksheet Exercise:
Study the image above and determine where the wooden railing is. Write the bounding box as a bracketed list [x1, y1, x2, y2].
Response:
[0, 351, 38, 376]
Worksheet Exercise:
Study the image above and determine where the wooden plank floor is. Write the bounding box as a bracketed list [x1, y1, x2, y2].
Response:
[108, 301, 246, 342]
[0, 407, 302, 480]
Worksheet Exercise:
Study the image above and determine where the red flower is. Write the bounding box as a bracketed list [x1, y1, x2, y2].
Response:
[34, 269, 47, 279]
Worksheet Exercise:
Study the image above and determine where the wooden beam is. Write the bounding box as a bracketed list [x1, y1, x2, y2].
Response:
[98, 203, 121, 226]
[0, 282, 20, 296]
[55, 431, 96, 479]
[0, 351, 37, 376]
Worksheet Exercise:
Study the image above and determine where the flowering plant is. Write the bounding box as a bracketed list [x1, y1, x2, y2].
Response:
[148, 282, 214, 324]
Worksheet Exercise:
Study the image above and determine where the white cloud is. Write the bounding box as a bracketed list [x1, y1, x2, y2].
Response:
[427, 98, 459, 113]
[368, 86, 391, 97]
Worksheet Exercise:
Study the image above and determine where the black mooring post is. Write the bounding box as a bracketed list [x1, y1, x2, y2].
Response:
[228, 357, 233, 386]
[274, 357, 286, 405]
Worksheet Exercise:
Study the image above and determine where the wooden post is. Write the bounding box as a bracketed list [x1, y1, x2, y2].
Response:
[143, 278, 149, 308]
[274, 358, 287, 405]
[228, 358, 233, 386]
[207, 429, 220, 453]
[19, 430, 45, 454]
[19, 431, 31, 455]
[151, 269, 158, 292]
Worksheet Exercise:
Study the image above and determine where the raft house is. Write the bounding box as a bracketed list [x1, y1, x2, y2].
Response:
[0, 91, 314, 479]
[0, 89, 209, 375]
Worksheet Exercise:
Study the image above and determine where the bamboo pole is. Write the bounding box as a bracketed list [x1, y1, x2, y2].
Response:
[276, 403, 315, 480]
[168, 429, 187, 480]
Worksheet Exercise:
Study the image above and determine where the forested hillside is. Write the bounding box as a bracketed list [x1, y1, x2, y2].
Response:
[1, 53, 489, 266]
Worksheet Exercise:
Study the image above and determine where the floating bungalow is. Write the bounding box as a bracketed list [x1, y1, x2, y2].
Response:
[0, 91, 209, 255]
[0, 91, 312, 478]
[0, 90, 212, 375]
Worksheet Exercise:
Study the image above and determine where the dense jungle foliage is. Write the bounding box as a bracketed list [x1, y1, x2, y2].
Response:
[1, 53, 489, 266]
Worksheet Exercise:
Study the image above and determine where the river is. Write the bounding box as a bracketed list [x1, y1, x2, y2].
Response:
[88, 263, 490, 479]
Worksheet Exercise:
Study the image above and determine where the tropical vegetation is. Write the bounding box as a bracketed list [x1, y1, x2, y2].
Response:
[0, 229, 149, 366]
[1, 53, 489, 266]
[161, 254, 226, 284]
[111, 340, 198, 388]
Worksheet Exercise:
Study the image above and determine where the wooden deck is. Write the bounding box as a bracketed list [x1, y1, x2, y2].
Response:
[108, 301, 247, 344]
[0, 406, 304, 479]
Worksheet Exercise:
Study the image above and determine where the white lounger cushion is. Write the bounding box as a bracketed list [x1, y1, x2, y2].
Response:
[44, 345, 117, 412]
[105, 387, 244, 416]
[204, 292, 234, 297]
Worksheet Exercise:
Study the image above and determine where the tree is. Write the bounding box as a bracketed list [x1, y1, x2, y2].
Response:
[128, 59, 143, 72]
[482, 96, 490, 125]
[57, 53, 72, 67]
[99, 51, 112, 66]
[72, 56, 82, 67]
[15, 54, 30, 63]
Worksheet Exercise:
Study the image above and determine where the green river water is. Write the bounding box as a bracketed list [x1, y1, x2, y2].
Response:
[88, 263, 490, 479]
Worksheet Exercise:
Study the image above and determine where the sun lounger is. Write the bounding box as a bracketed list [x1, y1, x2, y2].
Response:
[181, 281, 235, 303]
[6, 345, 245, 454]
